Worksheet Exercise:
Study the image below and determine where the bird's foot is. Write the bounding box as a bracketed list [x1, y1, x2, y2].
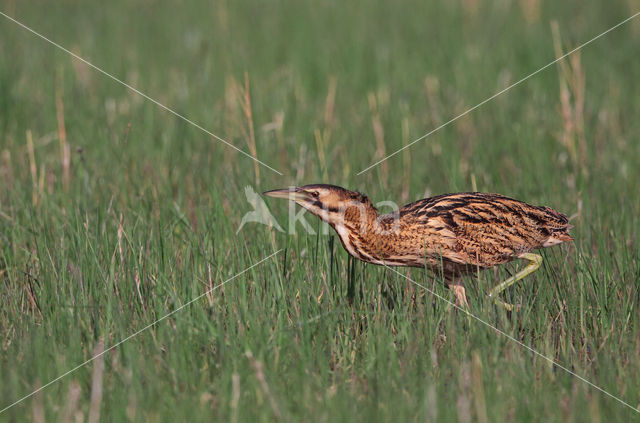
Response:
[490, 296, 521, 312]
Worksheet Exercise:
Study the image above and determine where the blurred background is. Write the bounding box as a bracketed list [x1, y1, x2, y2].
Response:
[1, 0, 639, 421]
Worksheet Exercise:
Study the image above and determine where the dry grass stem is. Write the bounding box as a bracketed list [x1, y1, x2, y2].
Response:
[368, 91, 389, 186]
[88, 340, 105, 423]
[552, 21, 588, 178]
[55, 73, 71, 193]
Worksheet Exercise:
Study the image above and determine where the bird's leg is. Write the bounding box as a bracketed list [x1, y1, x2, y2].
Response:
[452, 285, 469, 308]
[445, 281, 473, 326]
[446, 280, 469, 310]
[488, 253, 542, 310]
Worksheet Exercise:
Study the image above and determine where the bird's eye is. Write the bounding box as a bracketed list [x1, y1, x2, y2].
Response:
[311, 191, 320, 198]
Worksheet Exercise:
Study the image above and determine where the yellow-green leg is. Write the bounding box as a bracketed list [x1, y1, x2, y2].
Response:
[488, 253, 542, 311]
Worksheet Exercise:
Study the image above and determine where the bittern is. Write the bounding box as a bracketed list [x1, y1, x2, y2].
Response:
[264, 184, 573, 310]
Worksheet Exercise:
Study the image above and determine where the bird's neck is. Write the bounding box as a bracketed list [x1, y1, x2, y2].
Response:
[341, 202, 380, 231]
[331, 203, 403, 261]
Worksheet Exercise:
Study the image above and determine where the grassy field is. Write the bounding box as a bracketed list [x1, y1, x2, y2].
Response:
[1, 0, 640, 421]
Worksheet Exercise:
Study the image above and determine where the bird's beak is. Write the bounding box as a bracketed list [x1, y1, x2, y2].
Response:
[263, 187, 310, 203]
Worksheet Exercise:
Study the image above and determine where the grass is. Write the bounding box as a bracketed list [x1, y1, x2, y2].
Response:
[1, 0, 640, 421]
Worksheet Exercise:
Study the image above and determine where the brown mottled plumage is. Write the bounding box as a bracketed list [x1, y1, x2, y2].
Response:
[264, 184, 573, 308]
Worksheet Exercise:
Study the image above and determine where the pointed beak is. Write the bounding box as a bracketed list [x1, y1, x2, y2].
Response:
[263, 187, 310, 202]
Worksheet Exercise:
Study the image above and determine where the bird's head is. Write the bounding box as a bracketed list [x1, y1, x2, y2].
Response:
[263, 184, 375, 227]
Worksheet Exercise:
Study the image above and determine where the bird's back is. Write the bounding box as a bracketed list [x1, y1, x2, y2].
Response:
[388, 192, 573, 273]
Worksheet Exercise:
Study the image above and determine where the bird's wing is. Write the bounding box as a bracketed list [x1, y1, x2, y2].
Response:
[401, 193, 571, 267]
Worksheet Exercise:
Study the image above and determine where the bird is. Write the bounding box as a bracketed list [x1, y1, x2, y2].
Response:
[263, 184, 573, 310]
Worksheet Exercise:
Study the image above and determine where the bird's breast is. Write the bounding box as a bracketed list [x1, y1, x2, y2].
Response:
[332, 220, 454, 268]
